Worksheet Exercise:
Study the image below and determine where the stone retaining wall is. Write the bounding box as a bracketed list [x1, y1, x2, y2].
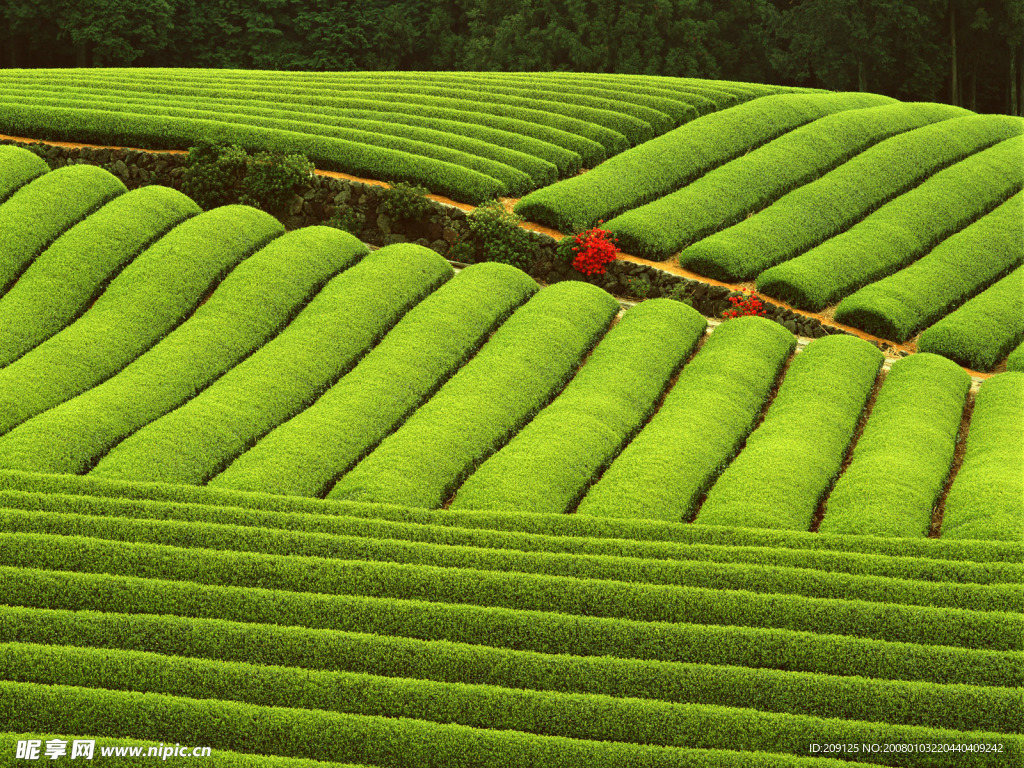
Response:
[3, 137, 856, 342]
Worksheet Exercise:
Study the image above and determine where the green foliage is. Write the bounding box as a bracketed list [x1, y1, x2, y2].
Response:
[513, 92, 893, 233]
[181, 140, 248, 210]
[210, 263, 538, 497]
[0, 185, 199, 369]
[452, 299, 706, 514]
[239, 150, 314, 217]
[0, 144, 49, 204]
[835, 192, 1024, 342]
[0, 164, 126, 295]
[0, 205, 283, 437]
[1, 480, 1020, 582]
[696, 335, 884, 531]
[89, 245, 452, 486]
[682, 114, 1024, 282]
[183, 142, 314, 217]
[1008, 338, 1024, 372]
[578, 317, 795, 521]
[917, 265, 1024, 371]
[2, 505, 1020, 615]
[942, 373, 1024, 541]
[820, 355, 970, 538]
[380, 180, 433, 221]
[325, 205, 362, 235]
[0, 604, 1017, 734]
[0, 228, 366, 476]
[605, 102, 969, 260]
[329, 282, 620, 508]
[0, 99, 506, 204]
[459, 199, 534, 269]
[756, 136, 1024, 311]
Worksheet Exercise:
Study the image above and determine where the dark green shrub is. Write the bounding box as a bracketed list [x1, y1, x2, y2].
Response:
[325, 206, 362, 235]
[459, 199, 533, 269]
[239, 150, 314, 217]
[181, 141, 248, 210]
[380, 181, 433, 221]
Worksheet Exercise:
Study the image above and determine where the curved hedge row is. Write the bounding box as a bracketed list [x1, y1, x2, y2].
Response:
[89, 244, 451, 486]
[606, 102, 968, 259]
[210, 262, 538, 497]
[4, 466, 1020, 565]
[329, 281, 620, 508]
[0, 227, 367, 475]
[1008, 339, 1024, 372]
[0, 81, 579, 177]
[681, 114, 1024, 281]
[942, 373, 1024, 542]
[0, 643, 1017, 768]
[514, 91, 892, 233]
[756, 135, 1024, 310]
[0, 164, 126, 296]
[0, 606, 1016, 734]
[0, 185, 200, 369]
[0, 70, 631, 157]
[4, 73, 607, 168]
[577, 317, 795, 522]
[2, 487, 1019, 585]
[0, 144, 48, 204]
[2, 506, 1018, 614]
[819, 355, 970, 538]
[451, 299, 707, 514]
[0, 101, 507, 204]
[916, 265, 1024, 371]
[6, 680, 940, 768]
[2, 565, 1019, 683]
[834, 191, 1024, 342]
[696, 335, 884, 531]
[0, 205, 283, 436]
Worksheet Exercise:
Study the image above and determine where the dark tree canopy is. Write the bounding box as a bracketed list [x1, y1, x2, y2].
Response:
[1, 0, 1020, 115]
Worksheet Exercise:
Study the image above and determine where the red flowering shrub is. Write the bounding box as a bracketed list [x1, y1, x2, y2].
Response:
[722, 288, 767, 319]
[570, 222, 619, 276]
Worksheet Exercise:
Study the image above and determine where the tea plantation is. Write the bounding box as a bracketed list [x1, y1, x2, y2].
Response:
[0, 72, 1021, 768]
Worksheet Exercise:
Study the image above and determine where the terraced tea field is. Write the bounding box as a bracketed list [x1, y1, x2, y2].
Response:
[0, 72, 1022, 767]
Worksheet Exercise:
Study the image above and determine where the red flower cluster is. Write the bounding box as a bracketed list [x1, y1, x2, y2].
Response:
[722, 288, 767, 319]
[571, 222, 619, 276]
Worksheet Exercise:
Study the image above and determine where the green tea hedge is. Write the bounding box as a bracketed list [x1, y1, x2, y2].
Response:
[682, 114, 1024, 281]
[0, 164, 125, 295]
[606, 102, 967, 259]
[0, 205, 283, 436]
[1, 566, 1019, 684]
[697, 335, 884, 531]
[2, 468, 1020, 564]
[0, 185, 199, 368]
[834, 191, 1024, 342]
[0, 227, 366, 475]
[916, 265, 1024, 370]
[578, 316, 795, 521]
[942, 373, 1024, 541]
[210, 262, 538, 497]
[514, 91, 891, 233]
[1, 606, 1015, 733]
[0, 144, 48, 204]
[452, 299, 707, 514]
[89, 244, 451, 485]
[2, 487, 1019, 585]
[756, 135, 1024, 310]
[820, 354, 970, 538]
[329, 281, 619, 508]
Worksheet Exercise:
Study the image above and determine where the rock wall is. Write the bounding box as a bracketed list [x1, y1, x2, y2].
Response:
[2, 137, 857, 342]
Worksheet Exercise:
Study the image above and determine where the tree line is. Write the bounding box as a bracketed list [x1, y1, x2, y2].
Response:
[2, 0, 1021, 116]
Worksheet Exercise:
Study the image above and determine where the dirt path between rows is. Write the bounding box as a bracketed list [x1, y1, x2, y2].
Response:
[3, 132, 997, 379]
